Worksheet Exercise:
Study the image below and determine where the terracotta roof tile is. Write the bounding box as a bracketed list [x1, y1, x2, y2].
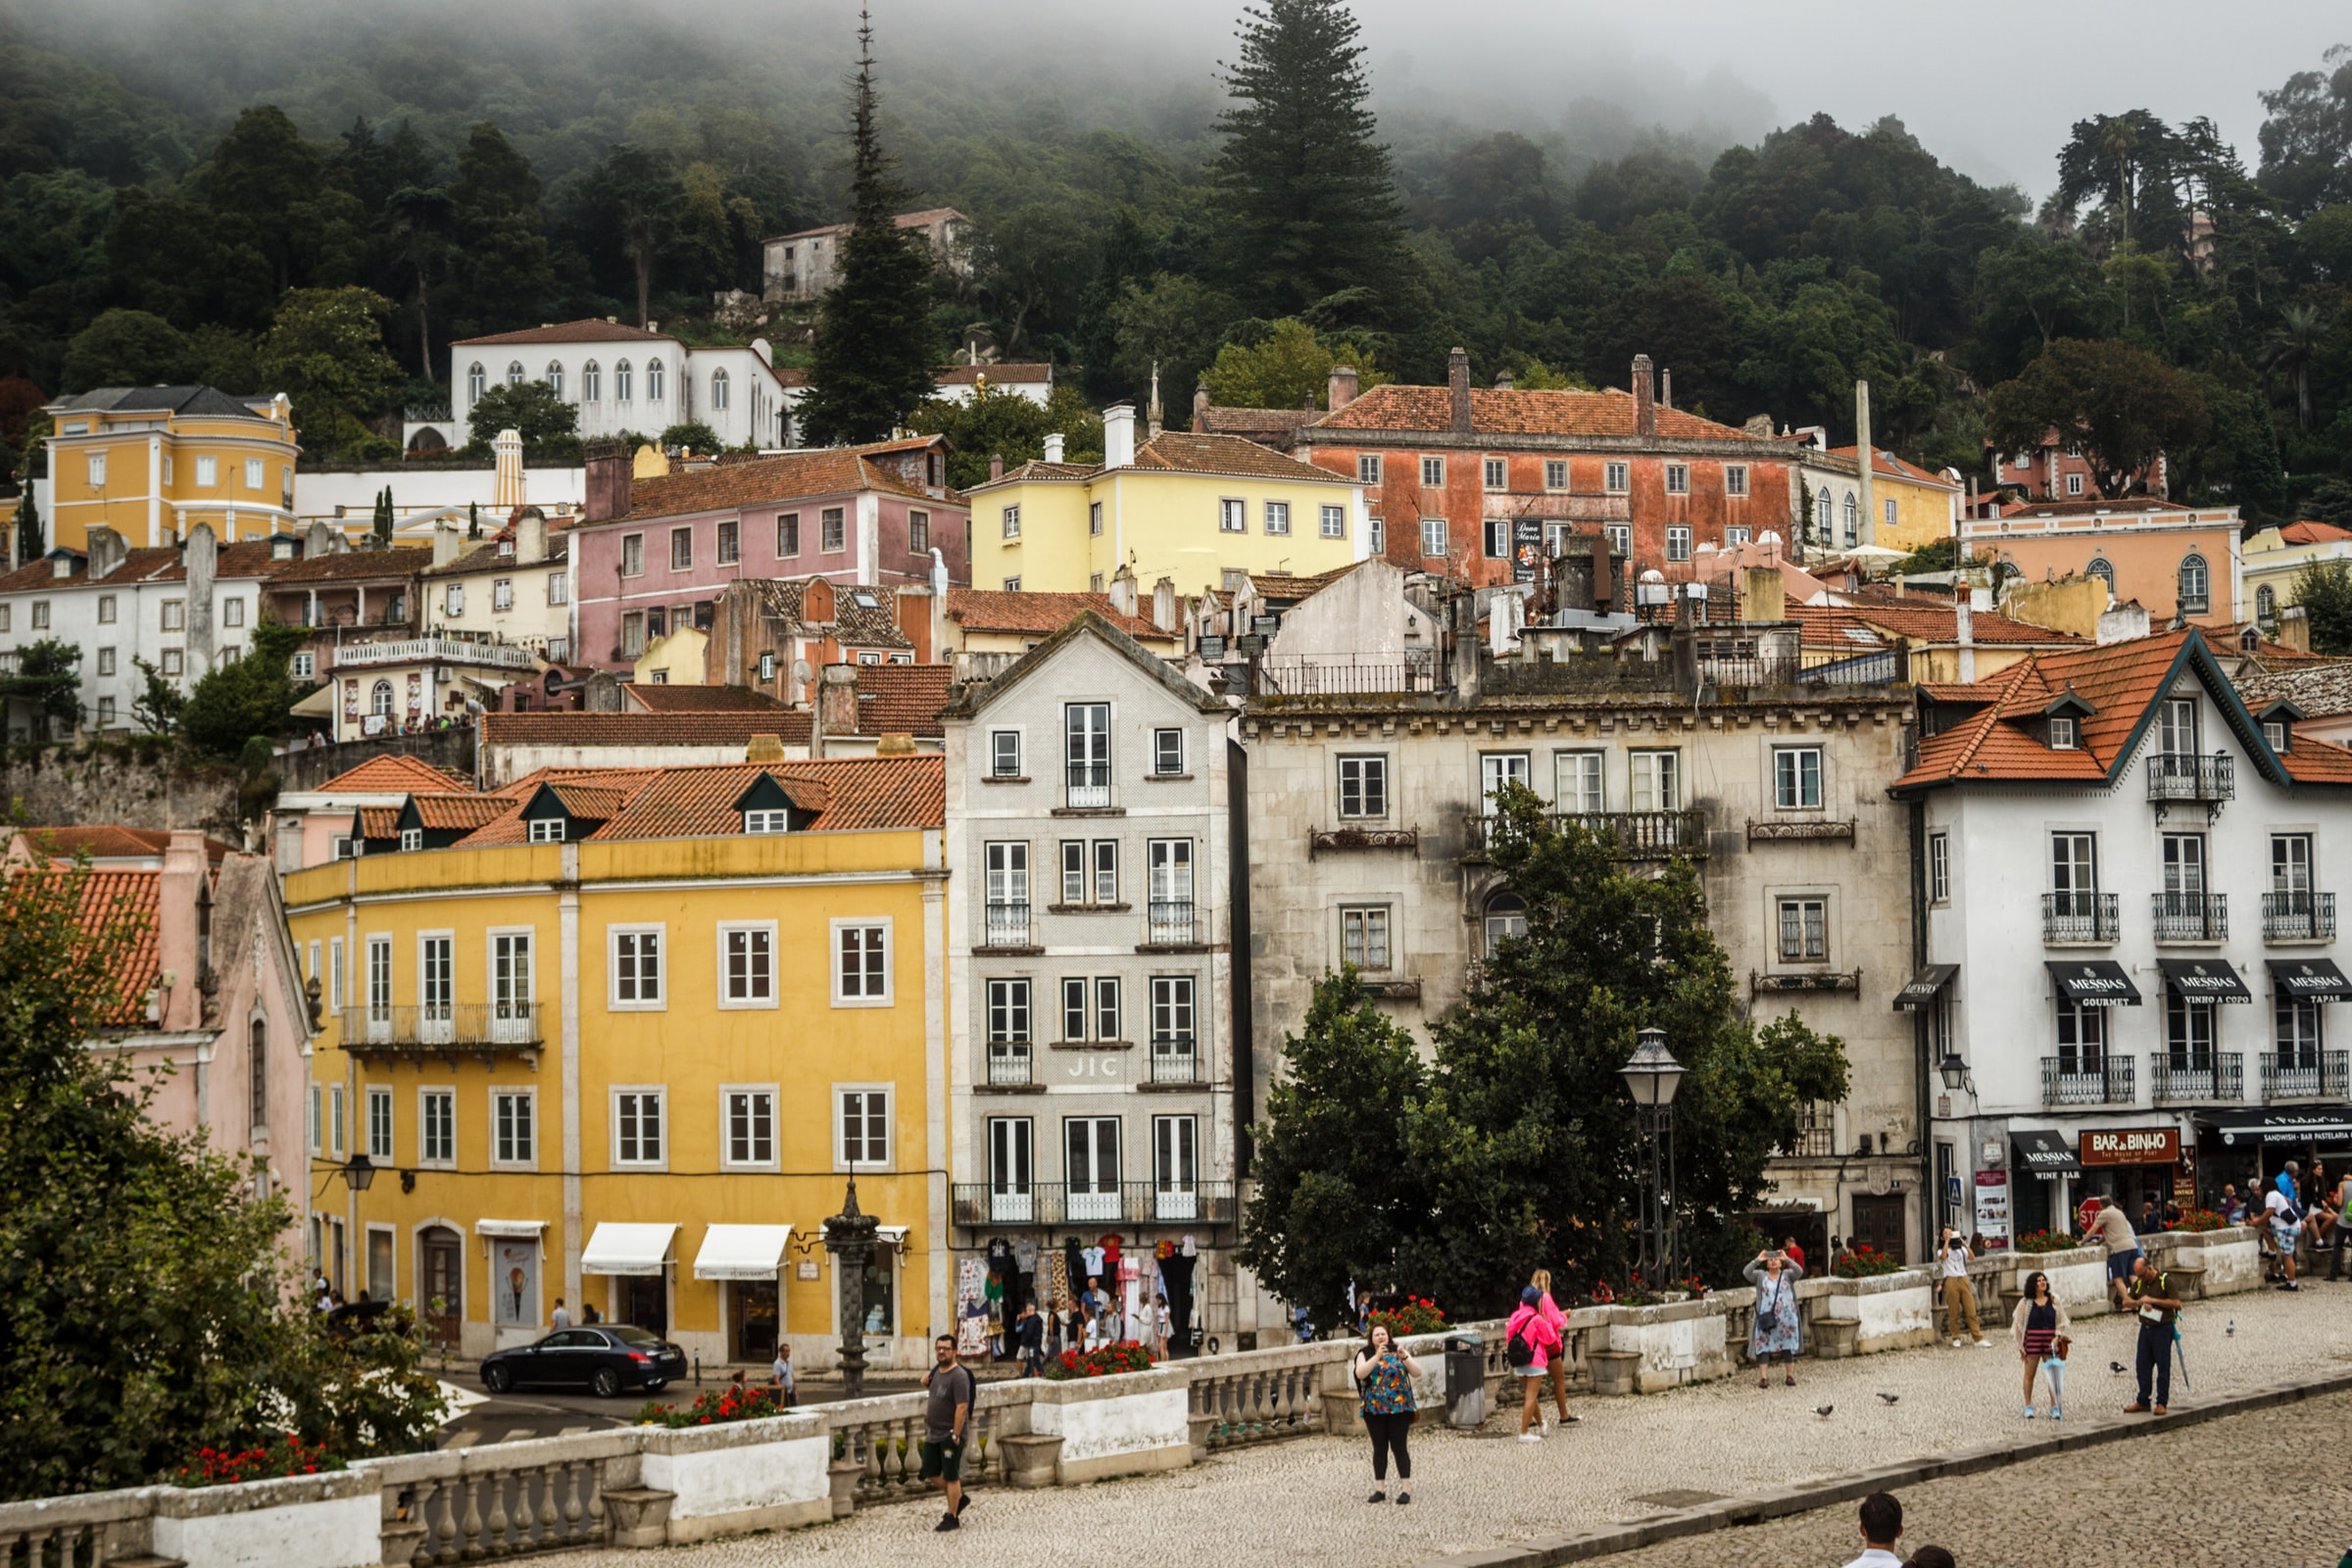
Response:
[619, 443, 945, 521]
[1823, 446, 1958, 487]
[479, 711, 813, 748]
[1312, 383, 1765, 442]
[945, 589, 1166, 641]
[1129, 431, 1354, 483]
[2279, 521, 2352, 546]
[418, 537, 568, 578]
[452, 318, 674, 346]
[1806, 602, 2086, 647]
[12, 826, 234, 862]
[854, 663, 954, 736]
[408, 794, 510, 831]
[6, 868, 163, 1022]
[358, 807, 401, 838]
[262, 549, 432, 584]
[622, 683, 792, 713]
[457, 758, 941, 845]
[316, 754, 479, 794]
[2278, 741, 2352, 784]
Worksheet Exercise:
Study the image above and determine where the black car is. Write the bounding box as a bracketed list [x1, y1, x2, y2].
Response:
[479, 1325, 688, 1398]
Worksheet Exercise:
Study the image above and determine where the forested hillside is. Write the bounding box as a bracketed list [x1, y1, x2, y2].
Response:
[0, 0, 2346, 519]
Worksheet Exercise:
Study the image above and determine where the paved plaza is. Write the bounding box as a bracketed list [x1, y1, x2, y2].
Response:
[524, 1281, 2352, 1568]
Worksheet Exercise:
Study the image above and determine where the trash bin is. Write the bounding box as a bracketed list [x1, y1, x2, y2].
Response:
[1444, 1334, 1487, 1429]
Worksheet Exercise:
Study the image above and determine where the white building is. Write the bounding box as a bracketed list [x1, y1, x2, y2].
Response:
[1898, 626, 2352, 1244]
[763, 208, 971, 305]
[424, 321, 797, 454]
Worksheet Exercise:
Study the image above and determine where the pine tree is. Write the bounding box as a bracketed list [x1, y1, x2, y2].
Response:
[798, 7, 941, 447]
[15, 490, 40, 567]
[1209, 0, 1408, 326]
[372, 487, 394, 547]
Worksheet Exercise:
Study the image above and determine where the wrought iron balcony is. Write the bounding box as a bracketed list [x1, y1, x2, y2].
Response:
[2263, 891, 2336, 942]
[1065, 761, 1111, 808]
[951, 1181, 1239, 1229]
[985, 1046, 1033, 1086]
[2042, 891, 2120, 944]
[1147, 1043, 1200, 1084]
[2041, 1054, 2135, 1106]
[338, 1004, 541, 1055]
[2150, 891, 2228, 942]
[2261, 1051, 2350, 1102]
[2147, 753, 2233, 804]
[983, 902, 1033, 948]
[1464, 808, 1705, 858]
[2150, 1053, 2242, 1103]
[1146, 901, 1197, 946]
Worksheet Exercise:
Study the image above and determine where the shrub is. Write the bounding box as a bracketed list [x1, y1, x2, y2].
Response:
[1366, 1297, 1446, 1337]
[1044, 1342, 1153, 1380]
[1832, 1244, 1906, 1278]
[636, 1384, 793, 1429]
[2172, 1207, 2227, 1232]
[172, 1437, 343, 1487]
[2011, 1230, 2082, 1254]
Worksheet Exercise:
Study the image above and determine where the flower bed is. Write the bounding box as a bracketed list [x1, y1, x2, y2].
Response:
[172, 1437, 345, 1487]
[637, 1385, 794, 1429]
[1832, 1245, 1905, 1278]
[1366, 1297, 1446, 1336]
[1045, 1342, 1153, 1380]
[2011, 1230, 2084, 1254]
[2170, 1207, 2226, 1233]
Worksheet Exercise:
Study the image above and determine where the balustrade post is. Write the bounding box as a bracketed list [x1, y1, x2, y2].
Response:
[458, 1473, 484, 1561]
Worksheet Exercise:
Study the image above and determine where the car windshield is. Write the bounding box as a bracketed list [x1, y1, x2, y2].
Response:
[609, 1326, 662, 1348]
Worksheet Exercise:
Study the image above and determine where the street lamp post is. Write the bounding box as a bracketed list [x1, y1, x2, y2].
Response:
[1619, 1027, 1687, 1290]
[822, 1179, 881, 1398]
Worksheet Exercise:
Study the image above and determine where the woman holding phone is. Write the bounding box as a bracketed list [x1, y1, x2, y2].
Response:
[1353, 1323, 1423, 1504]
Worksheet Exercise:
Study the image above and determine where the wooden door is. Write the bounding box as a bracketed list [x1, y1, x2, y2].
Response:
[420, 1228, 462, 1348]
[1850, 1195, 1907, 1264]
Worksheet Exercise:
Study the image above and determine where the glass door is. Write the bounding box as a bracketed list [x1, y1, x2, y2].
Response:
[989, 1116, 1033, 1223]
[1065, 703, 1110, 808]
[1153, 1115, 1199, 1221]
[1065, 1117, 1121, 1222]
[419, 935, 455, 1043]
[492, 932, 532, 1043]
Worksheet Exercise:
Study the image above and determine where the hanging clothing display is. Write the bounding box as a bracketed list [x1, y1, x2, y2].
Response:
[1048, 1249, 1071, 1311]
[1160, 1251, 1197, 1353]
[1064, 1237, 1086, 1294]
[1080, 1243, 1106, 1282]
[955, 1258, 990, 1356]
[1012, 1237, 1040, 1276]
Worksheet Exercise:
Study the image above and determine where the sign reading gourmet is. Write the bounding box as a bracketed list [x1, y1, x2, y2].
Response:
[2081, 1127, 2180, 1166]
[2045, 959, 2142, 1005]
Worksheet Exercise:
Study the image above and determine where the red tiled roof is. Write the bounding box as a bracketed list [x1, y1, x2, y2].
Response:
[479, 711, 814, 748]
[316, 754, 478, 795]
[854, 663, 954, 736]
[458, 758, 942, 845]
[1791, 602, 2081, 648]
[619, 445, 942, 521]
[1823, 446, 1958, 487]
[358, 807, 400, 838]
[1129, 431, 1354, 483]
[2278, 739, 2352, 784]
[622, 683, 791, 713]
[945, 589, 1167, 641]
[6, 868, 164, 1023]
[2280, 521, 2352, 546]
[1988, 498, 2198, 519]
[453, 319, 674, 346]
[261, 549, 431, 584]
[12, 826, 235, 863]
[1311, 383, 1764, 442]
[409, 795, 510, 831]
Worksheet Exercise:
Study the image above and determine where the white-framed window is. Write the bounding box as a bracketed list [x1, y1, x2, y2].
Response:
[1338, 755, 1388, 817]
[328, 937, 345, 1008]
[1369, 514, 1385, 555]
[96, 697, 116, 727]
[547, 571, 567, 606]
[988, 978, 1033, 1050]
[199, 457, 223, 488]
[1929, 832, 1950, 904]
[1483, 457, 1506, 491]
[1420, 456, 1445, 487]
[1153, 728, 1185, 775]
[1884, 496, 1897, 531]
[96, 594, 115, 623]
[1320, 504, 1346, 538]
[1085, 500, 1102, 537]
[2050, 715, 2079, 750]
[719, 922, 776, 1006]
[834, 920, 891, 1004]
[2265, 718, 2288, 752]
[1059, 839, 1117, 905]
[1726, 465, 1748, 497]
[327, 1084, 345, 1157]
[1152, 975, 1196, 1047]
[418, 1087, 456, 1166]
[1841, 493, 1858, 544]
[466, 364, 485, 402]
[366, 934, 393, 1024]
[1631, 749, 1681, 810]
[838, 1086, 891, 1169]
[1004, 576, 1022, 592]
[1341, 905, 1392, 970]
[1666, 525, 1691, 562]
[620, 534, 644, 576]
[1264, 500, 1290, 535]
[491, 577, 514, 611]
[96, 648, 115, 675]
[610, 926, 664, 1008]
[399, 828, 423, 853]
[1480, 751, 1532, 811]
[444, 583, 465, 615]
[990, 731, 1021, 778]
[544, 360, 564, 396]
[670, 526, 693, 570]
[1219, 498, 1246, 533]
[2179, 554, 2210, 611]
[1773, 746, 1824, 808]
[2066, 472, 2085, 497]
[1727, 525, 1750, 546]
[26, 602, 45, 630]
[821, 508, 845, 551]
[222, 597, 245, 627]
[161, 599, 184, 631]
[745, 808, 790, 834]
[492, 1089, 535, 1166]
[615, 360, 633, 401]
[1358, 454, 1382, 485]
[291, 651, 314, 680]
[1777, 897, 1829, 961]
[366, 1086, 393, 1160]
[1605, 523, 1631, 558]
[723, 1087, 777, 1168]
[1484, 516, 1509, 559]
[582, 361, 601, 402]
[648, 357, 664, 400]
[160, 649, 183, 677]
[1659, 461, 1686, 493]
[1544, 459, 1567, 490]
[612, 1088, 665, 1167]
[1555, 750, 1604, 814]
[527, 817, 565, 843]
[1002, 504, 1022, 539]
[1420, 516, 1447, 559]
[1061, 975, 1122, 1042]
[309, 1083, 320, 1154]
[1604, 461, 1629, 493]
[710, 368, 729, 411]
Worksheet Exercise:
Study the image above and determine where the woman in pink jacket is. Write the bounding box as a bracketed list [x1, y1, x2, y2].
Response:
[1527, 1269, 1578, 1430]
[1503, 1287, 1562, 1442]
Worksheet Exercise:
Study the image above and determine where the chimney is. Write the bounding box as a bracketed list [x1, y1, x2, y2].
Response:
[583, 440, 632, 524]
[305, 519, 338, 558]
[813, 663, 860, 757]
[1742, 564, 1785, 624]
[1108, 564, 1138, 616]
[1854, 379, 1876, 548]
[1147, 361, 1163, 439]
[493, 428, 526, 510]
[1193, 379, 1211, 433]
[931, 547, 949, 657]
[1447, 348, 1472, 434]
[1152, 575, 1176, 633]
[1633, 354, 1656, 438]
[1660, 368, 1672, 410]
[156, 830, 208, 1032]
[1043, 433, 1064, 465]
[2097, 599, 2152, 646]
[182, 523, 217, 675]
[1102, 403, 1136, 469]
[433, 520, 465, 568]
[515, 507, 549, 565]
[990, 453, 1004, 481]
[2279, 604, 2312, 654]
[1327, 365, 1358, 413]
[1955, 593, 1976, 682]
[87, 526, 126, 581]
[745, 733, 787, 763]
[1494, 368, 1514, 391]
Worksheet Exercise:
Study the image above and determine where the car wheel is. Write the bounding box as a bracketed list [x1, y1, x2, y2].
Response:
[643, 1378, 665, 1392]
[591, 1366, 621, 1398]
[482, 1364, 513, 1396]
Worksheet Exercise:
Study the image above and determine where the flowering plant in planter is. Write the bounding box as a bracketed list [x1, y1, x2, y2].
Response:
[172, 1437, 345, 1487]
[1832, 1244, 1905, 1278]
[2171, 1207, 2226, 1232]
[1045, 1342, 1153, 1380]
[1366, 1297, 1446, 1337]
[2011, 1229, 2083, 1254]
[636, 1384, 794, 1429]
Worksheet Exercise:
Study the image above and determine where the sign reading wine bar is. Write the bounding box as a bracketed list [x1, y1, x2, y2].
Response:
[2081, 1127, 2180, 1165]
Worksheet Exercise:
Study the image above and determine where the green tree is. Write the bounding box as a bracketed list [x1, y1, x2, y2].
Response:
[256, 287, 402, 461]
[203, 105, 364, 295]
[382, 184, 457, 382]
[2292, 559, 2352, 656]
[177, 622, 310, 762]
[2257, 44, 2352, 217]
[0, 639, 82, 737]
[2265, 302, 2328, 430]
[656, 419, 722, 456]
[448, 123, 554, 337]
[1107, 273, 1237, 408]
[2054, 110, 2180, 247]
[974, 203, 1096, 358]
[799, 9, 943, 446]
[60, 309, 192, 392]
[128, 656, 185, 735]
[902, 383, 1103, 490]
[462, 381, 580, 459]
[1201, 318, 1384, 410]
[15, 488, 41, 566]
[584, 145, 683, 328]
[1972, 230, 2104, 352]
[1984, 338, 2211, 500]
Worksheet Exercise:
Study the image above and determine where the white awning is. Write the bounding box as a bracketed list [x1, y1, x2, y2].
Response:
[290, 683, 337, 717]
[580, 1222, 678, 1276]
[474, 1218, 548, 1239]
[693, 1224, 794, 1282]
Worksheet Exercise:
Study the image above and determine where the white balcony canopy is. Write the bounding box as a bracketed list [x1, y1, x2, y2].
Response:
[692, 1224, 794, 1281]
[473, 1218, 547, 1239]
[580, 1222, 678, 1276]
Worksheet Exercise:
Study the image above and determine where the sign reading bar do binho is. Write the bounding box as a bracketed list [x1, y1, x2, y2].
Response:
[2081, 1127, 2180, 1165]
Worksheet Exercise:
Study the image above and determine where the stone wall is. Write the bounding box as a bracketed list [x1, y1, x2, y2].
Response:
[275, 729, 474, 793]
[0, 743, 243, 841]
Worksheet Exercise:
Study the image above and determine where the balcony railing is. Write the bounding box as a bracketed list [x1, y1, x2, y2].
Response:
[985, 1047, 1033, 1086]
[331, 635, 538, 671]
[2261, 1051, 2350, 1102]
[338, 1004, 541, 1053]
[1065, 761, 1110, 808]
[2041, 1054, 2135, 1106]
[2042, 891, 2120, 944]
[2150, 891, 2228, 942]
[2147, 753, 2233, 804]
[951, 1181, 1239, 1229]
[1147, 901, 1197, 945]
[2151, 1053, 2242, 1102]
[1148, 1043, 1200, 1084]
[2264, 891, 2336, 942]
[1466, 809, 1705, 858]
[984, 902, 1033, 948]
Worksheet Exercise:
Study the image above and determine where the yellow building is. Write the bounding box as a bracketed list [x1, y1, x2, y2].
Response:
[285, 755, 950, 1372]
[1798, 444, 1962, 556]
[41, 386, 301, 553]
[2240, 521, 2352, 632]
[968, 406, 1366, 595]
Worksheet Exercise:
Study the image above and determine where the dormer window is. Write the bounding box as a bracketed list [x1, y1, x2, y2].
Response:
[400, 829, 423, 853]
[527, 818, 565, 843]
[2049, 716, 2078, 750]
[745, 808, 791, 835]
[2265, 720, 2287, 752]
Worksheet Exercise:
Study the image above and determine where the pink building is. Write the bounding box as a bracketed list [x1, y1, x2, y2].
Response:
[569, 438, 968, 671]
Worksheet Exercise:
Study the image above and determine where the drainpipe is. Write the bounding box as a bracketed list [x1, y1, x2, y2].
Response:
[1909, 794, 1934, 1264]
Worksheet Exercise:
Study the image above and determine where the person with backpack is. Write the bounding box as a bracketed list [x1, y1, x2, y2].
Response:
[1744, 1246, 1804, 1387]
[1526, 1268, 1578, 1429]
[1351, 1323, 1423, 1504]
[1501, 1286, 1561, 1442]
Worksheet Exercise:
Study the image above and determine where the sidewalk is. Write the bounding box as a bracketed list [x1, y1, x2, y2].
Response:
[524, 1282, 2352, 1568]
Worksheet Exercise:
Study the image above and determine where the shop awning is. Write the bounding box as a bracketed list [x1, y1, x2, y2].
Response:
[2267, 957, 2352, 1003]
[2045, 959, 2141, 1006]
[473, 1218, 547, 1239]
[290, 683, 337, 717]
[2203, 1107, 2352, 1146]
[2011, 1129, 2081, 1177]
[693, 1224, 793, 1282]
[580, 1222, 678, 1276]
[2156, 957, 2253, 1003]
[1893, 963, 1959, 1011]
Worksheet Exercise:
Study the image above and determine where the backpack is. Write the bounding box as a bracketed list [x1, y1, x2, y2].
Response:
[1504, 1317, 1536, 1368]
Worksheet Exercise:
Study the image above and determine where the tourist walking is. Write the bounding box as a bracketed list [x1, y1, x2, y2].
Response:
[1527, 1268, 1578, 1428]
[1502, 1287, 1562, 1442]
[1152, 1293, 1173, 1359]
[920, 1335, 976, 1531]
[2122, 1255, 2182, 1415]
[1840, 1492, 1905, 1567]
[1937, 1228, 1989, 1348]
[2268, 1163, 2305, 1292]
[1013, 1302, 1045, 1376]
[1744, 1246, 1804, 1386]
[2079, 1196, 2141, 1309]
[770, 1343, 797, 1405]
[549, 1298, 570, 1331]
[2011, 1269, 2069, 1419]
[1352, 1323, 1422, 1505]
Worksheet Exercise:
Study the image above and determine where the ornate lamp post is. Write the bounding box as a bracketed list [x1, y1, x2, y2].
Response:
[1619, 1027, 1687, 1290]
[822, 1179, 881, 1397]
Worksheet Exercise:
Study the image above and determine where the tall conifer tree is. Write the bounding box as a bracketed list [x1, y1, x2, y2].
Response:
[800, 8, 940, 447]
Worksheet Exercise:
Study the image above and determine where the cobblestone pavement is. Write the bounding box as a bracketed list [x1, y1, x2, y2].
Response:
[528, 1282, 2352, 1568]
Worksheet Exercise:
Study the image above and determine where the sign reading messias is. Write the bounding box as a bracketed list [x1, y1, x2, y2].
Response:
[2082, 1128, 2180, 1166]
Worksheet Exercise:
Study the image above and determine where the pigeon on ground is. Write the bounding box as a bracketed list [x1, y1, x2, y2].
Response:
[1814, 1404, 1835, 1418]
[2110, 1361, 2127, 1374]
[2227, 1320, 2235, 1337]
[1877, 1393, 1899, 1404]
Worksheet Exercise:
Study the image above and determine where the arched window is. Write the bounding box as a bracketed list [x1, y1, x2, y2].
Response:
[710, 368, 730, 411]
[1815, 488, 1833, 539]
[2086, 557, 2116, 594]
[506, 361, 525, 386]
[613, 360, 632, 402]
[2257, 583, 2278, 621]
[545, 360, 564, 398]
[1484, 891, 1527, 956]
[370, 679, 395, 717]
[1840, 493, 1858, 543]
[2179, 553, 2210, 610]
[249, 1016, 268, 1136]
[648, 358, 665, 401]
[466, 363, 485, 403]
[581, 361, 600, 402]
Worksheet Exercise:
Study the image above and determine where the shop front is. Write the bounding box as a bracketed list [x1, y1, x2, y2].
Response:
[2199, 1106, 2352, 1203]
[2077, 1126, 2185, 1228]
[581, 1222, 678, 1341]
[2007, 1129, 2081, 1238]
[692, 1225, 792, 1364]
[954, 1229, 1218, 1360]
